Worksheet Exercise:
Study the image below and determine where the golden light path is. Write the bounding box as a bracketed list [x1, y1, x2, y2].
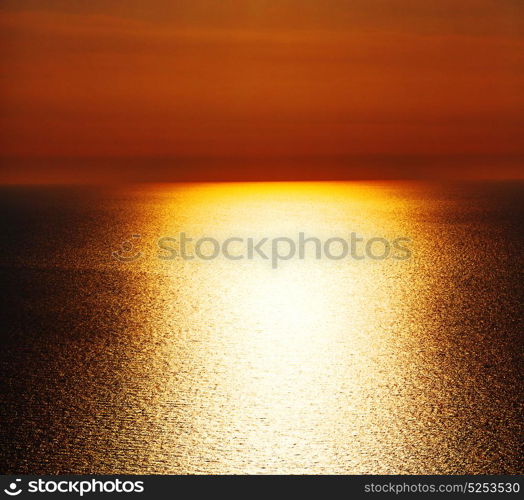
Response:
[121, 181, 435, 474]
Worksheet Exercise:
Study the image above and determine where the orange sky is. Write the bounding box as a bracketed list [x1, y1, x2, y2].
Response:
[0, 1, 523, 181]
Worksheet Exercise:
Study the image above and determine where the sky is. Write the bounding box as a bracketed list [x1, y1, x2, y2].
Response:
[0, 1, 523, 181]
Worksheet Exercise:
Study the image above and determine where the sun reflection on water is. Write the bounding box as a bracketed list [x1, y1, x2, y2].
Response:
[144, 182, 422, 473]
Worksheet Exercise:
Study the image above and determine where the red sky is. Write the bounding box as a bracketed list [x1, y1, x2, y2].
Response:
[0, 1, 523, 181]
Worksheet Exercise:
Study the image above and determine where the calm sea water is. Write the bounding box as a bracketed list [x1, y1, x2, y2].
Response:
[0, 181, 522, 474]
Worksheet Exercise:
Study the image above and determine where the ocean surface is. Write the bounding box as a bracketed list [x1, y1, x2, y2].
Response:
[0, 181, 522, 474]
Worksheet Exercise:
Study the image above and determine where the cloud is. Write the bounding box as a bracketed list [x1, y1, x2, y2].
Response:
[2, 1, 523, 36]
[0, 6, 522, 159]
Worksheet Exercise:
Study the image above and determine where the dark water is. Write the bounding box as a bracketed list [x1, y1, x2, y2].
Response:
[0, 181, 522, 474]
